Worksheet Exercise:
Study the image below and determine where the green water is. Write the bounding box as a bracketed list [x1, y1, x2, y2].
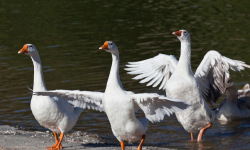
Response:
[1, 0, 250, 149]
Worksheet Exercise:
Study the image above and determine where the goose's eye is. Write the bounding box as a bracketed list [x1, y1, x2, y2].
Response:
[29, 45, 32, 47]
[184, 31, 187, 34]
[110, 43, 113, 45]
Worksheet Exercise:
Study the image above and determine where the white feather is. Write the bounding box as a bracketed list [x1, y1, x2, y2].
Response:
[33, 90, 104, 112]
[129, 93, 189, 123]
[125, 54, 178, 90]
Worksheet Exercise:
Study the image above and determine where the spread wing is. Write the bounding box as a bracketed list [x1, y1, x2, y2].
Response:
[125, 54, 178, 90]
[238, 84, 250, 98]
[33, 90, 104, 112]
[195, 50, 250, 105]
[128, 93, 190, 123]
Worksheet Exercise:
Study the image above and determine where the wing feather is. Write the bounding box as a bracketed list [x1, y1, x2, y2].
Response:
[195, 50, 250, 105]
[146, 71, 162, 86]
[128, 93, 190, 123]
[125, 54, 178, 90]
[33, 90, 104, 112]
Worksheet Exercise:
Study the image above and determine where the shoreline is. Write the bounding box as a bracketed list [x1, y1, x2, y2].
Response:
[0, 125, 173, 150]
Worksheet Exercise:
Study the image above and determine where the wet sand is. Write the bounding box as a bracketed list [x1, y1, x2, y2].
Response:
[0, 125, 172, 150]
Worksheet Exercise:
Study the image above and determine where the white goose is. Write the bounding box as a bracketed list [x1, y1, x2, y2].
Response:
[18, 44, 103, 150]
[33, 41, 190, 150]
[216, 78, 250, 121]
[125, 30, 250, 142]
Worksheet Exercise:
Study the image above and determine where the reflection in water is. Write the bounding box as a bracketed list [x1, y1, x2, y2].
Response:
[0, 0, 250, 149]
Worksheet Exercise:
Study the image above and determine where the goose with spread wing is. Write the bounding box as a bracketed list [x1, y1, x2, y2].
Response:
[33, 41, 190, 150]
[125, 30, 250, 142]
[18, 44, 103, 150]
[216, 78, 250, 121]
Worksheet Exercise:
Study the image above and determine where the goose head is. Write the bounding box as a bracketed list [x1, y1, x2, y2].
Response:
[99, 41, 118, 54]
[225, 77, 236, 92]
[18, 44, 38, 56]
[172, 30, 190, 42]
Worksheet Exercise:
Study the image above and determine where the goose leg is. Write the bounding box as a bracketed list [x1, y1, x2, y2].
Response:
[120, 141, 125, 150]
[137, 134, 146, 150]
[197, 123, 212, 142]
[46, 132, 59, 149]
[48, 133, 64, 150]
[190, 132, 194, 141]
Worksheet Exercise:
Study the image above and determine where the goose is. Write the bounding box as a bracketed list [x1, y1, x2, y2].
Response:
[18, 44, 103, 150]
[125, 30, 250, 142]
[33, 41, 190, 150]
[216, 78, 250, 121]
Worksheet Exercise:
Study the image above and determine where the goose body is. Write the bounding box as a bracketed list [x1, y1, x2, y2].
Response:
[102, 49, 147, 142]
[34, 41, 190, 150]
[30, 94, 82, 133]
[103, 89, 148, 142]
[165, 36, 213, 133]
[216, 78, 250, 121]
[125, 30, 250, 141]
[18, 44, 85, 150]
[166, 72, 212, 133]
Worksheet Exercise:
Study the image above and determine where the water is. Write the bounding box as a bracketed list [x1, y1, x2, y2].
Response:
[1, 0, 250, 149]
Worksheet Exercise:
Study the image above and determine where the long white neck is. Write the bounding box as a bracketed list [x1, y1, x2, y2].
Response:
[175, 40, 193, 74]
[30, 54, 47, 92]
[105, 51, 124, 91]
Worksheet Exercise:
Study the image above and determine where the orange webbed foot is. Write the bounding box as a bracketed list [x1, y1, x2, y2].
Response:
[47, 144, 62, 150]
[47, 144, 62, 149]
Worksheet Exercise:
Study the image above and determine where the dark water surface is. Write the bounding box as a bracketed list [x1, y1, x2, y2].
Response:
[1, 0, 250, 149]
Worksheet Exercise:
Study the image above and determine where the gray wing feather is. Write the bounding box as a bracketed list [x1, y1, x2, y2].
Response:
[195, 50, 250, 105]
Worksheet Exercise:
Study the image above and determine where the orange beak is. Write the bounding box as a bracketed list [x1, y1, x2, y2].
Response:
[99, 41, 109, 50]
[18, 45, 28, 54]
[172, 31, 182, 37]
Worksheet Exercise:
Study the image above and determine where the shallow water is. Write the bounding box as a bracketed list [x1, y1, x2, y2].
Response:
[1, 0, 250, 149]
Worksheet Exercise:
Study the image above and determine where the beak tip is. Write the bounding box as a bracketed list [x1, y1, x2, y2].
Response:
[99, 47, 102, 50]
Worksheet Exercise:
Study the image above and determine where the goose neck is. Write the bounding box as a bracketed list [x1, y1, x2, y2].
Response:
[106, 51, 124, 91]
[31, 54, 47, 92]
[176, 40, 192, 73]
